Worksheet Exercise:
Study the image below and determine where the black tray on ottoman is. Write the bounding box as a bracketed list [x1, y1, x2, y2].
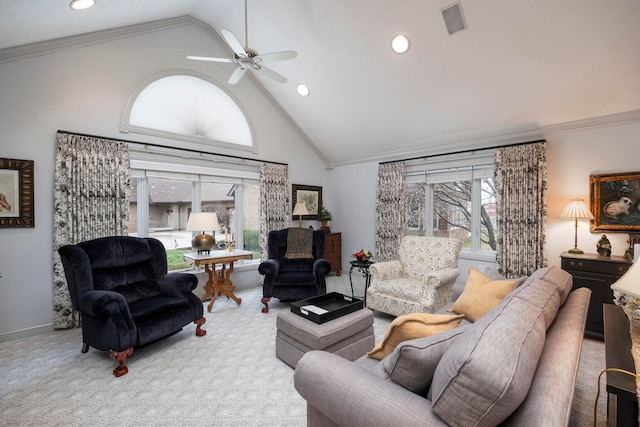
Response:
[291, 292, 364, 324]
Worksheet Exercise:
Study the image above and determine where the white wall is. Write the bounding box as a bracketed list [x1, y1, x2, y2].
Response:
[0, 22, 329, 339]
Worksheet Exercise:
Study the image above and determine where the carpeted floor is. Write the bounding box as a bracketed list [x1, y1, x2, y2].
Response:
[0, 274, 607, 426]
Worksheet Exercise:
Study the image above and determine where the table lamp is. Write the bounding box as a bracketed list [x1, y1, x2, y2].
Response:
[293, 201, 308, 228]
[186, 212, 221, 254]
[560, 198, 594, 254]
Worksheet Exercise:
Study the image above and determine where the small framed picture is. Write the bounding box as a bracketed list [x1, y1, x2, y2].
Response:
[0, 158, 34, 228]
[292, 184, 322, 220]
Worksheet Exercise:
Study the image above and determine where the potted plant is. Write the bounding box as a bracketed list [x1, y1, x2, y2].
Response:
[317, 203, 333, 230]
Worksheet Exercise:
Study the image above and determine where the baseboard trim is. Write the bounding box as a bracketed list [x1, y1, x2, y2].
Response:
[0, 323, 54, 343]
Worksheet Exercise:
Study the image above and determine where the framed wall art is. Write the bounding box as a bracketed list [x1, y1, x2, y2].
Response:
[589, 171, 640, 233]
[0, 158, 34, 228]
[292, 184, 322, 220]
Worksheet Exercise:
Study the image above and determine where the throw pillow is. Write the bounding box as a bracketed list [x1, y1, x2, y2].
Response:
[284, 228, 314, 259]
[450, 267, 518, 322]
[368, 313, 464, 360]
[377, 325, 469, 395]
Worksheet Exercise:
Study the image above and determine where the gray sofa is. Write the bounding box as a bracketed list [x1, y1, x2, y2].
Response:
[294, 266, 590, 426]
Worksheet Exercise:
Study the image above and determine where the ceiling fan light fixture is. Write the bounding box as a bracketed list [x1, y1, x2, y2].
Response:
[69, 0, 96, 10]
[296, 84, 310, 97]
[391, 34, 410, 54]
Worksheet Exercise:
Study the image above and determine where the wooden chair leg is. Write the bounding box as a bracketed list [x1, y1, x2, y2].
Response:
[261, 297, 271, 313]
[110, 348, 133, 377]
[194, 317, 206, 337]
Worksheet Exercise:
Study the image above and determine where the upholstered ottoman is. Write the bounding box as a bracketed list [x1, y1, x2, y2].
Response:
[276, 308, 375, 368]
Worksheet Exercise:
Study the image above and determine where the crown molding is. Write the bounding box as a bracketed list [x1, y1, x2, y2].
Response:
[333, 109, 640, 167]
[0, 15, 207, 64]
[539, 109, 640, 135]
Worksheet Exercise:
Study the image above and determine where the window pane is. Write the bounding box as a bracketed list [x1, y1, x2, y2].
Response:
[148, 177, 192, 270]
[480, 177, 497, 251]
[405, 182, 426, 236]
[201, 181, 235, 245]
[243, 184, 260, 259]
[434, 181, 472, 247]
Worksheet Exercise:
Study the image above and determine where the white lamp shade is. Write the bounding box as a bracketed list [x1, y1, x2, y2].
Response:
[560, 199, 594, 220]
[293, 201, 309, 216]
[186, 212, 221, 233]
[612, 260, 640, 299]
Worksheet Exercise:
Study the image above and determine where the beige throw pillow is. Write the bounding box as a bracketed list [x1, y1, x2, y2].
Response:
[368, 313, 464, 360]
[450, 267, 518, 322]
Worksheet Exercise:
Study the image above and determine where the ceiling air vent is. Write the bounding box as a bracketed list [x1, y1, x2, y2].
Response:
[441, 2, 467, 35]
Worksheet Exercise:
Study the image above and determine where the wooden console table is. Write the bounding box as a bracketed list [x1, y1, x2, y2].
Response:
[184, 250, 252, 312]
[604, 303, 638, 426]
[325, 232, 342, 276]
[560, 252, 631, 338]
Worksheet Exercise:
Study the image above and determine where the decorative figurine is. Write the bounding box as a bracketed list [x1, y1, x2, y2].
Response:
[596, 234, 611, 257]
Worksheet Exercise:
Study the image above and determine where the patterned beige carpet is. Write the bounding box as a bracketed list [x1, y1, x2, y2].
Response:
[0, 274, 606, 426]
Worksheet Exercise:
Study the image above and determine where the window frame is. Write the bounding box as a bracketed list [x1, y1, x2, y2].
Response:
[404, 151, 496, 260]
[120, 70, 257, 154]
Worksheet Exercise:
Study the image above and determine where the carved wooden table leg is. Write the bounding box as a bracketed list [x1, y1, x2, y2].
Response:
[220, 261, 242, 306]
[110, 347, 133, 377]
[201, 264, 215, 304]
[261, 297, 271, 313]
[207, 261, 223, 312]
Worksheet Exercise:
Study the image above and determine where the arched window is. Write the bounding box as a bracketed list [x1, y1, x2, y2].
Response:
[121, 72, 254, 151]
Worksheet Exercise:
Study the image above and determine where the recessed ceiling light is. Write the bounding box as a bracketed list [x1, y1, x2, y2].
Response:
[69, 0, 96, 11]
[391, 34, 410, 54]
[296, 83, 310, 97]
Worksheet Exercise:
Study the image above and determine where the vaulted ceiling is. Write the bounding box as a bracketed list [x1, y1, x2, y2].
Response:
[1, 0, 639, 166]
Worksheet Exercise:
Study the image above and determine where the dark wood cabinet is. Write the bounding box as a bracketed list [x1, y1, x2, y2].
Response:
[324, 232, 342, 276]
[560, 252, 631, 338]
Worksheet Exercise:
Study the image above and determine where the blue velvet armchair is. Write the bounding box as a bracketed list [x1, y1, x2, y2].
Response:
[258, 228, 331, 313]
[58, 236, 206, 377]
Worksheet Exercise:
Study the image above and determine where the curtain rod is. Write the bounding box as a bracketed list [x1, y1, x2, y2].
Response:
[56, 130, 287, 166]
[379, 139, 546, 164]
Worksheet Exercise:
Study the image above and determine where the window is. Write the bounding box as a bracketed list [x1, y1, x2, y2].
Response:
[129, 151, 261, 271]
[404, 152, 496, 254]
[121, 72, 255, 152]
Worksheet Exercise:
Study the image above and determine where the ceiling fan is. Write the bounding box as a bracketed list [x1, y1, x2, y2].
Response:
[187, 0, 298, 85]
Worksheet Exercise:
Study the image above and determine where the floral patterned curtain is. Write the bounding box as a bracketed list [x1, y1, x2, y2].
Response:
[52, 132, 130, 329]
[494, 141, 547, 277]
[259, 162, 289, 261]
[375, 161, 405, 262]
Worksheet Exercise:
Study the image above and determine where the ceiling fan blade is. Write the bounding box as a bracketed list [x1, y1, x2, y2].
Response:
[186, 55, 234, 63]
[254, 50, 298, 64]
[256, 65, 287, 83]
[228, 67, 247, 85]
[221, 29, 247, 58]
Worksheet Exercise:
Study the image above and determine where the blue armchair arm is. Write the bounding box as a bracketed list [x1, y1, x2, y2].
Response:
[258, 259, 280, 277]
[157, 273, 198, 297]
[313, 258, 332, 277]
[77, 290, 130, 318]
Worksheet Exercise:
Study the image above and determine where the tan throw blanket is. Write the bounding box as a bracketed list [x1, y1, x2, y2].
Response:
[285, 228, 314, 259]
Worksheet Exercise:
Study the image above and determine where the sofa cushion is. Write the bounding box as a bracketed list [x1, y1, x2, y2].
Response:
[375, 325, 468, 396]
[368, 313, 464, 360]
[449, 267, 518, 322]
[431, 277, 561, 426]
[520, 266, 573, 305]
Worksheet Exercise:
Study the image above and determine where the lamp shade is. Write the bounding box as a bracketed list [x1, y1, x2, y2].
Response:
[612, 260, 640, 300]
[186, 212, 221, 233]
[560, 199, 594, 220]
[292, 201, 309, 216]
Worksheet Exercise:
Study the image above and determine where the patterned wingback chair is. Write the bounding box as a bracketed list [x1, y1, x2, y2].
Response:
[366, 236, 462, 316]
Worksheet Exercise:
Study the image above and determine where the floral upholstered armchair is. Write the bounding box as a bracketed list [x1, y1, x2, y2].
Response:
[366, 236, 462, 316]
